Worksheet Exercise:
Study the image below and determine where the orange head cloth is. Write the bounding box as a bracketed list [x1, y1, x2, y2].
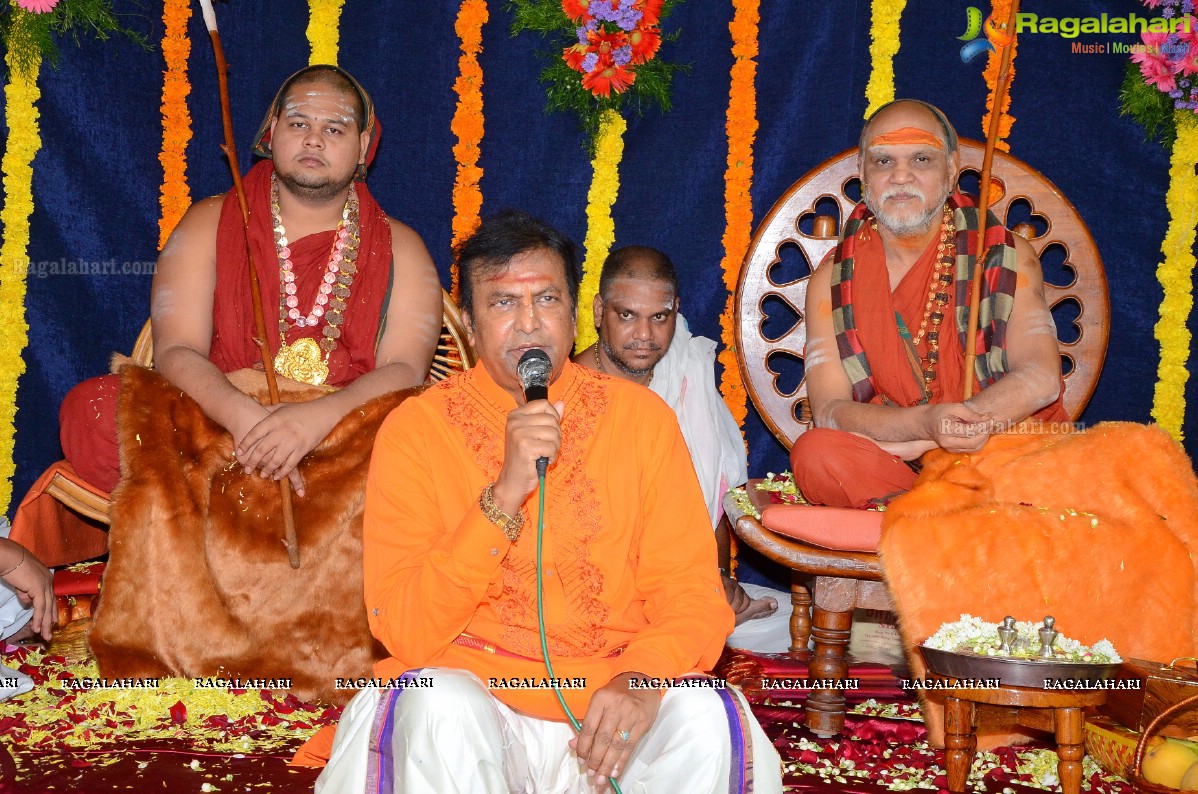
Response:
[868, 127, 944, 150]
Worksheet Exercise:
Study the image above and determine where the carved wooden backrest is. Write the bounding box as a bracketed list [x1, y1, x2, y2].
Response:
[735, 139, 1110, 449]
[131, 289, 476, 383]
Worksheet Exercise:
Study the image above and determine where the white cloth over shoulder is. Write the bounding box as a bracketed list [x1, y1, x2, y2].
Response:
[651, 314, 748, 528]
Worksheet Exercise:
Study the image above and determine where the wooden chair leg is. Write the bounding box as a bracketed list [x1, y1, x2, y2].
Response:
[804, 603, 853, 737]
[944, 695, 976, 792]
[789, 573, 811, 653]
[1053, 707, 1085, 794]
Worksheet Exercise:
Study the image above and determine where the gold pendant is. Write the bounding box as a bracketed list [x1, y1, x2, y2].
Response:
[273, 337, 329, 386]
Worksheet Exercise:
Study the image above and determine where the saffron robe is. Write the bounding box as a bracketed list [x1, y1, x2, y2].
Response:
[792, 195, 1066, 508]
[364, 361, 733, 719]
[208, 160, 394, 385]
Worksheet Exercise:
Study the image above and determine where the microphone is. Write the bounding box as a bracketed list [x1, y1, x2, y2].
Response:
[517, 349, 553, 476]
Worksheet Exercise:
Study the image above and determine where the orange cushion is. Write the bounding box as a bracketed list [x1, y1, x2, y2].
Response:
[760, 504, 883, 552]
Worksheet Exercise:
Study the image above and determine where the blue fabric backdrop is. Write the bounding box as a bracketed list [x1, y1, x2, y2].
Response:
[1, 0, 1188, 586]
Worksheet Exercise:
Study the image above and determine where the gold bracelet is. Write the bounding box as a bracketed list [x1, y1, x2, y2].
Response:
[479, 484, 525, 543]
[0, 546, 26, 578]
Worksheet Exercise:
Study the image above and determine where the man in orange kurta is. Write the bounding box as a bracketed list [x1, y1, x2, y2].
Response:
[793, 100, 1068, 508]
[316, 211, 782, 793]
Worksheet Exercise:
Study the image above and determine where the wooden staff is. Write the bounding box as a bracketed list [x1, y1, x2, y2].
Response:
[963, 0, 1021, 401]
[199, 0, 301, 569]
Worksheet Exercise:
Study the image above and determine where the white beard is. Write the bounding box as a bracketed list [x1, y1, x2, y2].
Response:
[865, 179, 952, 238]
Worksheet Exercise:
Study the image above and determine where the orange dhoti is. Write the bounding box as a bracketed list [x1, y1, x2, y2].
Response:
[790, 427, 918, 509]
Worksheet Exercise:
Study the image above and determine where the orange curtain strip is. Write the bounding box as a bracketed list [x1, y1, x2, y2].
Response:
[158, 0, 193, 249]
[718, 0, 760, 433]
[449, 0, 488, 298]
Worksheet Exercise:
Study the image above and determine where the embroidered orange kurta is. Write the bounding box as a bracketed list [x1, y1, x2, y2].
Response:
[364, 361, 732, 720]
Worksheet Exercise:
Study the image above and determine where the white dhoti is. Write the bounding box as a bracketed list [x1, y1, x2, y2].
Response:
[0, 520, 36, 701]
[316, 668, 783, 793]
[0, 579, 36, 701]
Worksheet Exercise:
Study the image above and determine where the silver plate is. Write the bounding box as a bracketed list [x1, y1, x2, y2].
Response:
[921, 646, 1119, 689]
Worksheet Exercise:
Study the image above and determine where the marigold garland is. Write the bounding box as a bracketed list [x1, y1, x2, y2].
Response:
[981, 0, 1017, 151]
[0, 49, 42, 516]
[717, 0, 759, 431]
[863, 0, 907, 117]
[575, 108, 626, 350]
[1151, 113, 1198, 440]
[450, 0, 488, 297]
[158, 0, 193, 249]
[306, 0, 345, 65]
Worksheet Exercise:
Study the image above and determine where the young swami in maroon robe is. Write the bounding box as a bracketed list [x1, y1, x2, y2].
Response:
[15, 155, 395, 567]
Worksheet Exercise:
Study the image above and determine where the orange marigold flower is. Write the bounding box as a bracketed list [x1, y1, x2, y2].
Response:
[562, 0, 590, 22]
[637, 0, 663, 25]
[582, 62, 636, 97]
[628, 26, 660, 64]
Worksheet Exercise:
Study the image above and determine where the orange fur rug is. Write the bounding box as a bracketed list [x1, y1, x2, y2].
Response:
[879, 422, 1198, 747]
[89, 366, 413, 705]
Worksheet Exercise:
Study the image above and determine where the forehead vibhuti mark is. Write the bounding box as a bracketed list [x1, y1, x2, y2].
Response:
[282, 91, 357, 126]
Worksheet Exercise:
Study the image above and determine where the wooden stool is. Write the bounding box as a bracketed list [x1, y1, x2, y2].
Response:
[940, 679, 1107, 794]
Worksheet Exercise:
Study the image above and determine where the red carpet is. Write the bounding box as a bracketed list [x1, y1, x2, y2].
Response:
[0, 645, 1136, 792]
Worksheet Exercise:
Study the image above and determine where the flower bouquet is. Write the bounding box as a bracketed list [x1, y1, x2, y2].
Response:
[1120, 0, 1198, 145]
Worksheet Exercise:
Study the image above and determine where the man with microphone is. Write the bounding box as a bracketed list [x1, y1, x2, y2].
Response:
[317, 210, 782, 792]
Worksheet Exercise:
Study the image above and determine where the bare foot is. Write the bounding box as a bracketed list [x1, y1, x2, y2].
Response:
[723, 577, 779, 626]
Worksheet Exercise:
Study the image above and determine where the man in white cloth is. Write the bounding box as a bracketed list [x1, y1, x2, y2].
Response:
[0, 519, 53, 700]
[574, 246, 781, 628]
[316, 212, 782, 793]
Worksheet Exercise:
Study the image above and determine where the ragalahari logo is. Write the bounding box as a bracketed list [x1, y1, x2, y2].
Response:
[959, 6, 1013, 63]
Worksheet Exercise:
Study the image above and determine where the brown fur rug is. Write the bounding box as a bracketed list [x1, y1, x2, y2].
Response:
[89, 366, 413, 705]
[879, 422, 1198, 747]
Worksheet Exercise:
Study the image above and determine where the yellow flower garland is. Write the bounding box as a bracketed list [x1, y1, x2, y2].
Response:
[718, 0, 759, 431]
[0, 49, 42, 515]
[863, 0, 907, 117]
[159, 0, 193, 249]
[575, 108, 626, 350]
[450, 0, 488, 298]
[1151, 112, 1198, 440]
[307, 0, 345, 65]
